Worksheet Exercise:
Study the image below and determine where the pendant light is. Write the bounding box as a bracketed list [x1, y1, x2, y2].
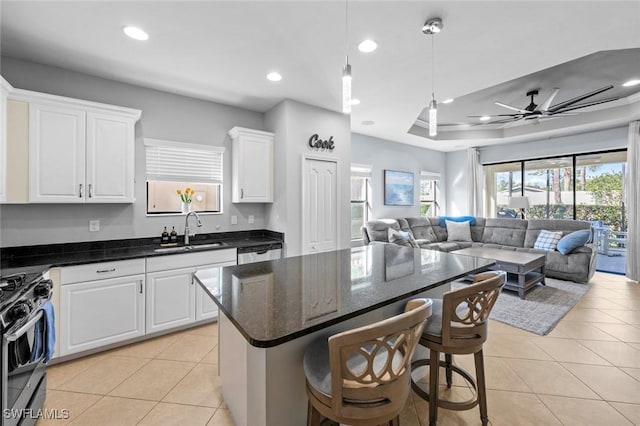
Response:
[342, 0, 352, 114]
[423, 18, 443, 137]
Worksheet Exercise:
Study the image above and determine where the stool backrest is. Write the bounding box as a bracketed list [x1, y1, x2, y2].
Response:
[441, 271, 505, 349]
[328, 298, 431, 421]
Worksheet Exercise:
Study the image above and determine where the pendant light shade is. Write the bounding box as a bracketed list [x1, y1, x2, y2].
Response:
[343, 62, 352, 114]
[423, 17, 443, 137]
[429, 96, 437, 137]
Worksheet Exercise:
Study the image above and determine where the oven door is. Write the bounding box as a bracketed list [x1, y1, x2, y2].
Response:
[2, 309, 47, 426]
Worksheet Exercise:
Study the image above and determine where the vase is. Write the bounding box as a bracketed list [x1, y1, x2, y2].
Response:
[181, 202, 192, 214]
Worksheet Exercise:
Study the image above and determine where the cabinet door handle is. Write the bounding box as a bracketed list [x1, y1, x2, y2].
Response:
[139, 280, 143, 294]
[79, 184, 83, 198]
[88, 184, 93, 198]
[240, 188, 244, 199]
[96, 268, 116, 273]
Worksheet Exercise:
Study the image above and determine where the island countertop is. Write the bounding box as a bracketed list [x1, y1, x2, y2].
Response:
[195, 244, 495, 348]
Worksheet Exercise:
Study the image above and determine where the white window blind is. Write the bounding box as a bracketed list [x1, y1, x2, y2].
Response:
[420, 171, 441, 179]
[145, 138, 225, 183]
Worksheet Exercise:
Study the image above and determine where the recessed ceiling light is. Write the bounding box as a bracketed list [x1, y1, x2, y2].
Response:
[123, 26, 149, 41]
[623, 79, 640, 87]
[266, 72, 282, 82]
[480, 116, 491, 121]
[442, 98, 454, 104]
[351, 98, 361, 105]
[362, 120, 375, 126]
[358, 40, 378, 53]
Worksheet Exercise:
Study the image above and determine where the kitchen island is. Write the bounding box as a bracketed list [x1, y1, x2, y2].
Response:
[195, 244, 494, 426]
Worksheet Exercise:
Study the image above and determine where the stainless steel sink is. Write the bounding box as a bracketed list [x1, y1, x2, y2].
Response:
[154, 242, 225, 253]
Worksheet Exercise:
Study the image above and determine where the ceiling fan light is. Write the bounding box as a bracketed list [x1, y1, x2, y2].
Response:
[623, 79, 640, 87]
[342, 62, 352, 114]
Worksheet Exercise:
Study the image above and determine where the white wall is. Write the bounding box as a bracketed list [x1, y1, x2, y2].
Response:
[444, 126, 629, 216]
[351, 133, 447, 218]
[265, 100, 351, 257]
[0, 57, 268, 247]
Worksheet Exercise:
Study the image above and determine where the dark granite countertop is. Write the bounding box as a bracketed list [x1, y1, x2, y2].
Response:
[0, 230, 283, 278]
[194, 244, 495, 348]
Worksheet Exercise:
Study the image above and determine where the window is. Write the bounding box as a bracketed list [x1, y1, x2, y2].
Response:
[420, 172, 440, 217]
[484, 162, 522, 218]
[145, 138, 225, 215]
[351, 164, 372, 240]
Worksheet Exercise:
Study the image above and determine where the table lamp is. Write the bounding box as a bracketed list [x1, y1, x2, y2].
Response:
[508, 196, 530, 219]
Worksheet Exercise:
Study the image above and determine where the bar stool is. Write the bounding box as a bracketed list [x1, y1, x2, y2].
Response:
[303, 298, 433, 426]
[410, 271, 505, 426]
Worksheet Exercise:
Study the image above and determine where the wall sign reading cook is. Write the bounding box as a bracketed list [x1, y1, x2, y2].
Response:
[308, 134, 335, 151]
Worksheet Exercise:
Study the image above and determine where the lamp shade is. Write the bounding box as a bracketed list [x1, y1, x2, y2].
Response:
[508, 196, 530, 209]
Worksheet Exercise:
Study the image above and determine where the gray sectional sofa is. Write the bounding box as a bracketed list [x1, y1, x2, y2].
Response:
[363, 217, 596, 283]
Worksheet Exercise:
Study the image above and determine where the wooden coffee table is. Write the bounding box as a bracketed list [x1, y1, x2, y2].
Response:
[454, 247, 546, 299]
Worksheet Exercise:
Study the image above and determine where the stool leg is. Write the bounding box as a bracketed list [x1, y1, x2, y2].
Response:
[474, 349, 488, 426]
[389, 415, 400, 425]
[307, 400, 321, 426]
[444, 353, 453, 388]
[429, 349, 440, 426]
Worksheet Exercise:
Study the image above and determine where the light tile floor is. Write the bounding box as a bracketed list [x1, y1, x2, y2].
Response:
[37, 272, 640, 425]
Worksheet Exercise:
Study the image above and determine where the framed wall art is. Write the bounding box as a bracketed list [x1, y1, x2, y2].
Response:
[384, 170, 414, 206]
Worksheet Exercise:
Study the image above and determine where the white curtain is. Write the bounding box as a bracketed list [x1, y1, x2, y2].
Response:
[625, 121, 640, 282]
[466, 148, 482, 216]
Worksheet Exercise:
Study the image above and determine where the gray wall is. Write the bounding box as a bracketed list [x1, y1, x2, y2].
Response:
[1, 57, 268, 247]
[444, 126, 629, 215]
[265, 100, 351, 256]
[351, 133, 447, 219]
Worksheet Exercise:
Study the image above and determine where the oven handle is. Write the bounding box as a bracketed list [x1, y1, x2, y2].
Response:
[6, 310, 44, 342]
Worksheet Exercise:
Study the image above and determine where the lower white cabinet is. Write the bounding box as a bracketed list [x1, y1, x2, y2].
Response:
[146, 267, 196, 334]
[59, 273, 145, 356]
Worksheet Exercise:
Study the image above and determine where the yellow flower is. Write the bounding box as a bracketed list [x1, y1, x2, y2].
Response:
[185, 187, 192, 193]
[177, 189, 182, 195]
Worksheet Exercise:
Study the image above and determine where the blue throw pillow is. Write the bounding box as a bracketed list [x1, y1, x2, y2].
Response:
[556, 229, 592, 255]
[438, 216, 476, 227]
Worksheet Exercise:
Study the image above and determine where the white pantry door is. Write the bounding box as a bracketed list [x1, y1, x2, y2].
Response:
[303, 158, 338, 254]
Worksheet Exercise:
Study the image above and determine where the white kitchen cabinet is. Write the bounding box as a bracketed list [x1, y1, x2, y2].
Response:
[59, 260, 146, 356]
[1, 86, 141, 203]
[229, 126, 274, 203]
[146, 267, 196, 334]
[146, 249, 237, 326]
[0, 77, 10, 203]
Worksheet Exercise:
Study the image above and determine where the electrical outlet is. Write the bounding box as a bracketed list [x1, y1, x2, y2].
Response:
[231, 215, 238, 225]
[89, 220, 100, 232]
[248, 215, 254, 224]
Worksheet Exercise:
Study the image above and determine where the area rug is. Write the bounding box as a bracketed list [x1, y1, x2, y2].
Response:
[453, 278, 591, 335]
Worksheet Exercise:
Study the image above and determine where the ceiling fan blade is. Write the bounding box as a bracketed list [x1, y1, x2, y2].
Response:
[468, 114, 521, 118]
[494, 101, 528, 114]
[551, 97, 620, 114]
[538, 88, 560, 111]
[547, 85, 614, 113]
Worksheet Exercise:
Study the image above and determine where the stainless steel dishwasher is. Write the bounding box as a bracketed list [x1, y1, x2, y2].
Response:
[237, 243, 283, 264]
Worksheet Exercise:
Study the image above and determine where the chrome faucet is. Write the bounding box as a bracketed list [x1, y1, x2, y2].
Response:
[184, 211, 202, 245]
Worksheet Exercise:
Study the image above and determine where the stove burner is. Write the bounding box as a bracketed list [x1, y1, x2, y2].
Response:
[0, 273, 26, 292]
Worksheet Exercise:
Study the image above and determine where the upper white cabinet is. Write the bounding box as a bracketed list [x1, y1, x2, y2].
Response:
[229, 126, 274, 203]
[1, 78, 141, 204]
[27, 97, 139, 203]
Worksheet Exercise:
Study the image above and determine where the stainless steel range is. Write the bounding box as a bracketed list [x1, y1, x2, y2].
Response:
[1, 272, 53, 426]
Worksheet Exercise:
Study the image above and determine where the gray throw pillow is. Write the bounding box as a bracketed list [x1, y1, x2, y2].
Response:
[446, 220, 472, 242]
[388, 228, 419, 248]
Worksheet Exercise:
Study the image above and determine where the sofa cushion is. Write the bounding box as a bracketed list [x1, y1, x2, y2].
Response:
[534, 230, 563, 251]
[557, 229, 592, 255]
[446, 220, 473, 242]
[406, 217, 437, 243]
[365, 219, 400, 243]
[482, 218, 528, 247]
[388, 228, 418, 248]
[422, 242, 464, 252]
[524, 219, 591, 248]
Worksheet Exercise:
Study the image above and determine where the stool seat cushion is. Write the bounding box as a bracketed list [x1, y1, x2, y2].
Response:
[303, 335, 404, 397]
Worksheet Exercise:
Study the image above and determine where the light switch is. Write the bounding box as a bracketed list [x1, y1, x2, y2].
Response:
[89, 220, 100, 232]
[231, 215, 238, 225]
[248, 215, 255, 224]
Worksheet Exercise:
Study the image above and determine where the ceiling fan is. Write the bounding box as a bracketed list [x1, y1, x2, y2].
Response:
[471, 85, 619, 125]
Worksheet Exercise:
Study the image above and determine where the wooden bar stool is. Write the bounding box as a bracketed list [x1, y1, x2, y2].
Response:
[303, 298, 433, 426]
[410, 271, 505, 426]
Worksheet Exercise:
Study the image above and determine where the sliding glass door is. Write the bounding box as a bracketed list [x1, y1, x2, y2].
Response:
[524, 157, 573, 220]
